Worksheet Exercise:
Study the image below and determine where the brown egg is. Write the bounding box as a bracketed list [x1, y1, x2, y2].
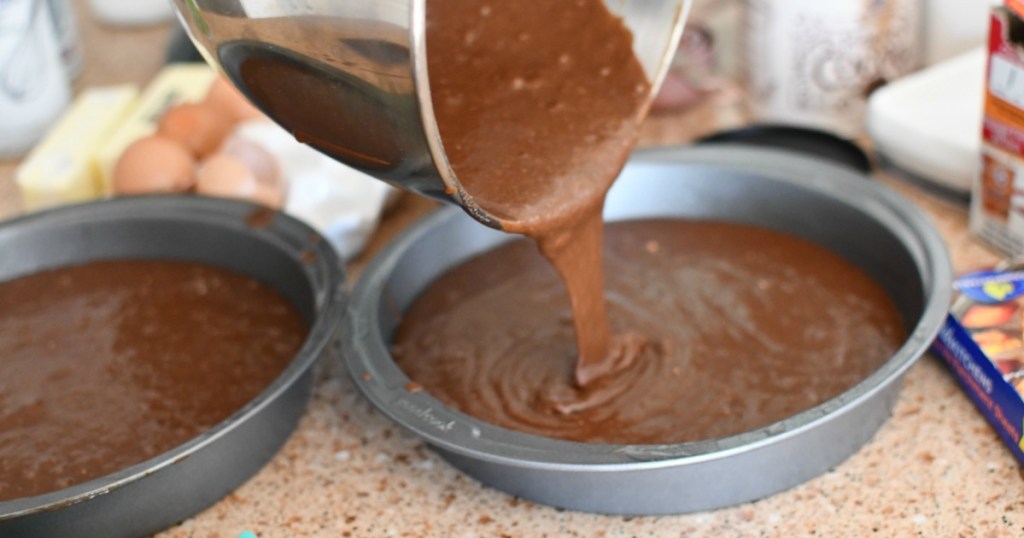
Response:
[250, 182, 287, 209]
[196, 152, 286, 209]
[157, 102, 234, 158]
[220, 136, 281, 188]
[113, 134, 197, 194]
[204, 77, 265, 123]
[195, 154, 259, 199]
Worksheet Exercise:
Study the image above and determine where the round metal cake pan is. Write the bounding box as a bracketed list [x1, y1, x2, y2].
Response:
[0, 196, 346, 538]
[344, 144, 952, 515]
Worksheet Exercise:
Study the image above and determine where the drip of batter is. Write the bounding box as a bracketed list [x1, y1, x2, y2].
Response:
[427, 0, 652, 385]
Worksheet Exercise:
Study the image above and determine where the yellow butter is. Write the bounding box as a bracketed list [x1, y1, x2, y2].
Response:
[15, 85, 139, 212]
[95, 63, 217, 194]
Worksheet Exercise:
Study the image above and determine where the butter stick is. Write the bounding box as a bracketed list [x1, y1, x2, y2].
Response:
[16, 85, 139, 211]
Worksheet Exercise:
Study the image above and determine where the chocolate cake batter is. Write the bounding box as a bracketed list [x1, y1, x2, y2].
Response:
[427, 0, 651, 384]
[206, 0, 650, 385]
[0, 260, 307, 501]
[393, 221, 906, 444]
[181, 1, 906, 447]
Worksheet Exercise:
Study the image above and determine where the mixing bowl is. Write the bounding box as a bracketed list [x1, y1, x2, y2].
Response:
[171, 0, 692, 229]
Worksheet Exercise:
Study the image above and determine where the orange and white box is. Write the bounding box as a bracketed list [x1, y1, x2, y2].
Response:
[971, 2, 1024, 254]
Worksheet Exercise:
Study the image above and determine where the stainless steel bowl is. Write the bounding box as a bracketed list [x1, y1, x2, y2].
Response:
[171, 0, 691, 229]
[344, 145, 952, 515]
[0, 196, 345, 538]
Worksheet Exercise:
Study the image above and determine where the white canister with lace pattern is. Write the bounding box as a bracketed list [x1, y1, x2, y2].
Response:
[0, 0, 70, 158]
[743, 0, 922, 138]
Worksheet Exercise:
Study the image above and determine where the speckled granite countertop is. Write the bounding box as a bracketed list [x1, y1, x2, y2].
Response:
[2, 9, 1023, 538]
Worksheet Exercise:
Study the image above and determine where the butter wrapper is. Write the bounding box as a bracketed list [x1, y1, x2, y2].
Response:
[15, 85, 139, 211]
[932, 262, 1024, 465]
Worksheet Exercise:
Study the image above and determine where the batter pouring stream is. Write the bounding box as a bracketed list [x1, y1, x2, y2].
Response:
[427, 0, 652, 386]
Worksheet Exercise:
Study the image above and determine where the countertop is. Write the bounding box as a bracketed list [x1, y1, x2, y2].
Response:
[2, 10, 1023, 538]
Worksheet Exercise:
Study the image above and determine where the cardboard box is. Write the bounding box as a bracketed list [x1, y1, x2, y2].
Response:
[932, 262, 1024, 466]
[970, 3, 1024, 254]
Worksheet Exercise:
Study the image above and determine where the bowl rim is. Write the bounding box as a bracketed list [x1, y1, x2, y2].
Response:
[344, 144, 952, 470]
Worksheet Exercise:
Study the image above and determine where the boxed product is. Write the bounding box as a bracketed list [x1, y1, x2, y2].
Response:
[932, 261, 1024, 465]
[971, 2, 1024, 254]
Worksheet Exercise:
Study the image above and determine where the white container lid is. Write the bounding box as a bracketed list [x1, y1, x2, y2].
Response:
[867, 48, 986, 194]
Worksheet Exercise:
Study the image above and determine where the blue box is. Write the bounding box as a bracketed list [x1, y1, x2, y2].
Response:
[931, 263, 1024, 465]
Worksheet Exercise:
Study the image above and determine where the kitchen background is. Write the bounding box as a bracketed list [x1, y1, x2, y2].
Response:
[3, 0, 1024, 537]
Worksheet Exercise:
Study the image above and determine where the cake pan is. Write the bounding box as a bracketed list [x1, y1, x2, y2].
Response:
[0, 196, 345, 538]
[344, 144, 951, 515]
[696, 124, 873, 174]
